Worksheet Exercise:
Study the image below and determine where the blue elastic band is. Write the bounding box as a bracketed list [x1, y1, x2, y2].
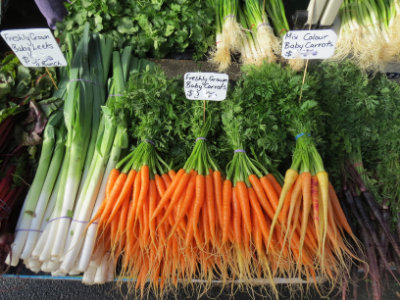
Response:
[144, 139, 155, 145]
[234, 149, 246, 153]
[48, 216, 71, 223]
[108, 94, 123, 98]
[15, 229, 43, 233]
[224, 14, 235, 20]
[295, 133, 311, 141]
[196, 137, 206, 142]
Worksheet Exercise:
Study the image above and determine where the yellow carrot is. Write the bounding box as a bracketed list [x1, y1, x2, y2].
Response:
[267, 168, 298, 250]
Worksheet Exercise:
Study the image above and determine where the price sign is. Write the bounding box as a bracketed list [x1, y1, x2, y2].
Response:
[282, 29, 337, 60]
[1, 28, 67, 67]
[184, 72, 228, 101]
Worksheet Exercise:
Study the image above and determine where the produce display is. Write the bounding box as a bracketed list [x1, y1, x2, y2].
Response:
[1, 0, 400, 299]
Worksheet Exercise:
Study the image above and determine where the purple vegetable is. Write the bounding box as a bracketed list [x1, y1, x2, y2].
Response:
[34, 0, 67, 29]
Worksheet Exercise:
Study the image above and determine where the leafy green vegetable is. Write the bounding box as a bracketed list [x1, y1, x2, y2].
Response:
[112, 65, 188, 168]
[315, 61, 400, 220]
[0, 54, 56, 123]
[314, 61, 379, 185]
[223, 62, 322, 172]
[365, 73, 400, 218]
[55, 0, 215, 60]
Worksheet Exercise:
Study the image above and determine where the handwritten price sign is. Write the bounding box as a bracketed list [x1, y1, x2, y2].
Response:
[1, 28, 67, 67]
[184, 72, 229, 101]
[282, 29, 337, 60]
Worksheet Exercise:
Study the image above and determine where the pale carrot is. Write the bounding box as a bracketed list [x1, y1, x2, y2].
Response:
[299, 172, 312, 254]
[328, 182, 354, 237]
[268, 168, 298, 248]
[317, 171, 329, 256]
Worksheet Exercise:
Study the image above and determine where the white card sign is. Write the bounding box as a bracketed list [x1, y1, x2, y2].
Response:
[282, 29, 337, 60]
[184, 72, 228, 101]
[1, 28, 67, 67]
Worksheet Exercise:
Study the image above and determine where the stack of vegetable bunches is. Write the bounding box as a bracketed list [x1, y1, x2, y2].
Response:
[81, 64, 196, 293]
[332, 0, 400, 70]
[83, 63, 187, 287]
[7, 43, 399, 298]
[65, 62, 360, 299]
[315, 61, 400, 299]
[211, 0, 304, 71]
[220, 62, 362, 294]
[0, 54, 58, 271]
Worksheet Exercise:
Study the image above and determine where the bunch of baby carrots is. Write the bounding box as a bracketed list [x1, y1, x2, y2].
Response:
[268, 134, 362, 288]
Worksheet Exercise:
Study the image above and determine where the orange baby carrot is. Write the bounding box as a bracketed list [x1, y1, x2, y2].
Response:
[151, 169, 185, 220]
[205, 173, 216, 242]
[107, 169, 137, 225]
[135, 165, 150, 219]
[236, 181, 252, 234]
[213, 170, 223, 228]
[222, 179, 232, 244]
[192, 174, 205, 244]
[249, 174, 275, 220]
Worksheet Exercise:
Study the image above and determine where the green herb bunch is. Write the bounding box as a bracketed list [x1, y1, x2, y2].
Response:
[365, 74, 400, 218]
[227, 62, 323, 172]
[314, 61, 379, 186]
[56, 0, 215, 60]
[181, 100, 222, 164]
[112, 65, 187, 168]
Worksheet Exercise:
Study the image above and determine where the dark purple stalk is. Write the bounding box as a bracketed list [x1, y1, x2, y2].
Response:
[353, 195, 400, 284]
[342, 275, 349, 300]
[29, 100, 47, 136]
[380, 204, 390, 273]
[351, 268, 359, 300]
[397, 212, 400, 243]
[0, 117, 14, 153]
[363, 191, 400, 260]
[347, 162, 400, 261]
[360, 227, 381, 300]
